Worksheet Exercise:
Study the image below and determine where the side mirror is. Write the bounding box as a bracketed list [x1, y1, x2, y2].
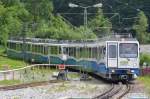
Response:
[103, 47, 106, 54]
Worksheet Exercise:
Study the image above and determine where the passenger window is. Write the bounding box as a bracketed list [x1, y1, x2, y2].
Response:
[108, 45, 117, 58]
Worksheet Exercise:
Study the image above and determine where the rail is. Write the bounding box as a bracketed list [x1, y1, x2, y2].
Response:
[93, 82, 131, 99]
[0, 80, 63, 91]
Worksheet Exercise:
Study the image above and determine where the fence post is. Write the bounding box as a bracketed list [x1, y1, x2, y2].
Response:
[12, 71, 14, 80]
[4, 72, 6, 80]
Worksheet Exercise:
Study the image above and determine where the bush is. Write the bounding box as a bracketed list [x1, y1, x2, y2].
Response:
[140, 53, 150, 66]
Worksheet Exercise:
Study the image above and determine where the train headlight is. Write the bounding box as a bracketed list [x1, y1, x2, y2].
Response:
[133, 63, 137, 66]
[111, 69, 115, 73]
[131, 70, 134, 73]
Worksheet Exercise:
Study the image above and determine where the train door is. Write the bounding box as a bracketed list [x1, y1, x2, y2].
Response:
[107, 42, 118, 68]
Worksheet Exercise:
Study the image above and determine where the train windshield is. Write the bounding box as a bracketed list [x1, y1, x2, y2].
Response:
[119, 43, 138, 58]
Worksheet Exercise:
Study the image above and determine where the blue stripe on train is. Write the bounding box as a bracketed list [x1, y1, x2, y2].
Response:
[108, 68, 140, 75]
[7, 49, 140, 76]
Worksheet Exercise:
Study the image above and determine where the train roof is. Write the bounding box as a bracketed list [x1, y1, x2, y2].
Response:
[107, 38, 138, 42]
[8, 35, 138, 47]
[7, 39, 105, 47]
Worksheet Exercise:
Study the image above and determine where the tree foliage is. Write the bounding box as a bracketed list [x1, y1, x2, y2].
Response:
[0, 0, 150, 46]
[0, 3, 31, 49]
[88, 9, 112, 37]
[133, 11, 149, 43]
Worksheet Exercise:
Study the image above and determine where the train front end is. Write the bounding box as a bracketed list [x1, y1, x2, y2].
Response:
[106, 39, 139, 81]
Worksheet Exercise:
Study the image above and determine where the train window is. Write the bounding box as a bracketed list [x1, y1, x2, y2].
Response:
[108, 45, 117, 58]
[7, 43, 10, 48]
[27, 44, 31, 52]
[119, 43, 138, 58]
[50, 46, 59, 55]
[41, 45, 43, 54]
[62, 47, 67, 55]
[8, 42, 10, 49]
[68, 47, 76, 57]
[22, 44, 27, 51]
[68, 47, 72, 56]
[37, 45, 41, 53]
[59, 47, 61, 54]
[97, 47, 103, 60]
[12, 43, 16, 50]
[11, 43, 13, 49]
[75, 47, 80, 59]
[103, 47, 106, 54]
[20, 44, 23, 51]
[34, 45, 37, 53]
[44, 46, 48, 55]
[17, 43, 20, 51]
[16, 43, 20, 51]
[32, 45, 35, 52]
[41, 45, 44, 54]
[38, 45, 41, 53]
[79, 47, 90, 58]
[40, 45, 43, 54]
[92, 47, 98, 59]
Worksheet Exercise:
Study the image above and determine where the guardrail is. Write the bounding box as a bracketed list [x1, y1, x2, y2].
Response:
[0, 64, 82, 73]
[0, 64, 82, 85]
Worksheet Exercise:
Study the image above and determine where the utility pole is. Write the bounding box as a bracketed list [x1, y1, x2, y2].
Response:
[69, 3, 102, 39]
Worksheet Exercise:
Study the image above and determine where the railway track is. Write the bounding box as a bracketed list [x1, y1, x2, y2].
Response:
[93, 82, 131, 99]
[0, 67, 132, 99]
[0, 80, 63, 91]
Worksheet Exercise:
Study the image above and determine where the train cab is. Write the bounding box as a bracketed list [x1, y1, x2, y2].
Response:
[106, 38, 139, 81]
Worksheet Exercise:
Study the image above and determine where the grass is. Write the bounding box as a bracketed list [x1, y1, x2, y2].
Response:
[0, 46, 26, 70]
[0, 56, 27, 70]
[0, 45, 5, 56]
[68, 72, 80, 78]
[0, 80, 21, 86]
[138, 76, 150, 95]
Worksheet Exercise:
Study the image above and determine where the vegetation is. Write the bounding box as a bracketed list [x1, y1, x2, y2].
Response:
[0, 0, 97, 49]
[0, 45, 5, 56]
[0, 0, 149, 69]
[88, 9, 112, 37]
[54, 0, 150, 42]
[0, 2, 148, 59]
[0, 80, 21, 86]
[140, 53, 150, 66]
[133, 11, 149, 44]
[0, 46, 26, 70]
[0, 56, 26, 70]
[68, 72, 80, 79]
[0, 0, 150, 49]
[138, 76, 150, 95]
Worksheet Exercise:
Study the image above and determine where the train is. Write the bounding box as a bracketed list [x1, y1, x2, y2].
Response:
[7, 35, 140, 81]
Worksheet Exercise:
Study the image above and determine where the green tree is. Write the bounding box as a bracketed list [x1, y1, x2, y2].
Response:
[74, 26, 97, 40]
[133, 11, 149, 43]
[0, 3, 30, 49]
[88, 9, 112, 37]
[35, 15, 78, 40]
[1, 0, 20, 7]
[24, 0, 53, 21]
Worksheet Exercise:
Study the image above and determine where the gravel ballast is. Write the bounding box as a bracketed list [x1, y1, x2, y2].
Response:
[0, 79, 109, 99]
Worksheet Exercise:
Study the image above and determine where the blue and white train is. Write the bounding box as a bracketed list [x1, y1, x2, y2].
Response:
[7, 35, 140, 81]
